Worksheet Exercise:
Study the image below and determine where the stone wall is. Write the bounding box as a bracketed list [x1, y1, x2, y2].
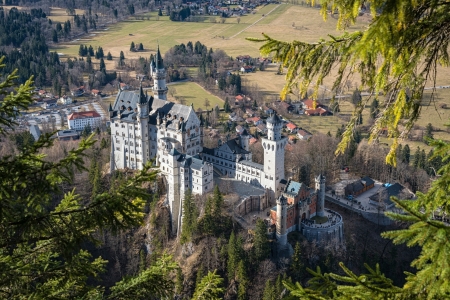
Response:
[236, 193, 270, 215]
[326, 196, 393, 226]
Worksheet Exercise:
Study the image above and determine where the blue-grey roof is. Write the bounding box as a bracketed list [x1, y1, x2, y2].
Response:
[266, 113, 282, 124]
[178, 153, 208, 170]
[169, 148, 181, 156]
[29, 125, 41, 141]
[111, 89, 153, 122]
[240, 160, 263, 170]
[149, 98, 196, 131]
[284, 180, 302, 195]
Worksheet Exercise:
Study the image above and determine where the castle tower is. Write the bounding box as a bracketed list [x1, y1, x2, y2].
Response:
[276, 195, 288, 248]
[239, 129, 251, 151]
[262, 113, 287, 194]
[136, 84, 152, 167]
[166, 146, 182, 235]
[315, 174, 326, 217]
[152, 46, 168, 100]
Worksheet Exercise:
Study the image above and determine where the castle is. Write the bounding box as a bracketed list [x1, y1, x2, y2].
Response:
[109, 45, 343, 243]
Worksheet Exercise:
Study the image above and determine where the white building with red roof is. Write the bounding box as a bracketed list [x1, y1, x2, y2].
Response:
[68, 111, 102, 131]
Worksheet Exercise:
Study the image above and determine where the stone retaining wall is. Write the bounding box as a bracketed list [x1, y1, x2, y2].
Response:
[326, 196, 393, 226]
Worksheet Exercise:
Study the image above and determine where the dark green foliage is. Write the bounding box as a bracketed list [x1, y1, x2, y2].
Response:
[158, 8, 163, 16]
[424, 123, 433, 144]
[0, 65, 169, 298]
[263, 279, 276, 300]
[401, 144, 410, 164]
[130, 41, 135, 51]
[138, 43, 144, 51]
[175, 267, 183, 295]
[82, 123, 92, 138]
[351, 89, 362, 105]
[180, 189, 198, 245]
[100, 58, 106, 72]
[11, 131, 35, 151]
[119, 51, 125, 60]
[370, 98, 379, 119]
[290, 242, 304, 281]
[192, 270, 224, 300]
[52, 29, 58, 43]
[106, 52, 113, 60]
[253, 219, 270, 263]
[236, 260, 248, 300]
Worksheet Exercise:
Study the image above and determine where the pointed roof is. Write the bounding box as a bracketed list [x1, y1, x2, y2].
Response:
[156, 45, 163, 69]
[108, 103, 113, 111]
[241, 128, 250, 136]
[266, 113, 282, 124]
[139, 83, 147, 104]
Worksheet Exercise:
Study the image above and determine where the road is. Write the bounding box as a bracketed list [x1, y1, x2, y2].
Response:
[229, 4, 282, 39]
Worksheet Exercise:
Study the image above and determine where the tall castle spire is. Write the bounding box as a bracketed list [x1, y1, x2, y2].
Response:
[152, 44, 168, 101]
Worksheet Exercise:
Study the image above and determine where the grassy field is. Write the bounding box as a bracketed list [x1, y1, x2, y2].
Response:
[48, 2, 450, 146]
[52, 4, 368, 63]
[167, 81, 224, 110]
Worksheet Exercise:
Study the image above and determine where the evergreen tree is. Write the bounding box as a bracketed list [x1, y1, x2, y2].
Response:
[370, 98, 380, 119]
[106, 51, 113, 60]
[158, 8, 163, 16]
[213, 185, 223, 220]
[175, 267, 183, 295]
[79, 44, 85, 56]
[253, 0, 450, 297]
[402, 144, 411, 164]
[11, 131, 35, 151]
[263, 279, 276, 300]
[202, 196, 214, 234]
[52, 29, 58, 43]
[351, 89, 362, 105]
[413, 146, 421, 168]
[227, 231, 238, 281]
[236, 260, 248, 300]
[180, 189, 198, 245]
[424, 123, 434, 144]
[120, 51, 125, 60]
[195, 264, 204, 289]
[99, 58, 106, 73]
[290, 242, 304, 281]
[419, 149, 427, 169]
[139, 43, 144, 51]
[253, 219, 270, 263]
[88, 45, 94, 56]
[130, 41, 135, 51]
[0, 64, 169, 298]
[192, 270, 224, 300]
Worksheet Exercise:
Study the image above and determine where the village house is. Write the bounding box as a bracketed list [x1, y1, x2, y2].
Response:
[249, 137, 258, 145]
[297, 129, 313, 140]
[236, 55, 252, 64]
[245, 108, 255, 117]
[240, 65, 254, 73]
[58, 95, 73, 105]
[42, 98, 58, 109]
[246, 116, 262, 126]
[119, 83, 130, 90]
[285, 122, 298, 133]
[260, 105, 274, 115]
[71, 88, 84, 97]
[368, 182, 412, 208]
[68, 111, 102, 131]
[57, 129, 80, 141]
[235, 94, 245, 106]
[256, 123, 267, 134]
[344, 176, 375, 197]
[235, 124, 245, 135]
[91, 89, 101, 97]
